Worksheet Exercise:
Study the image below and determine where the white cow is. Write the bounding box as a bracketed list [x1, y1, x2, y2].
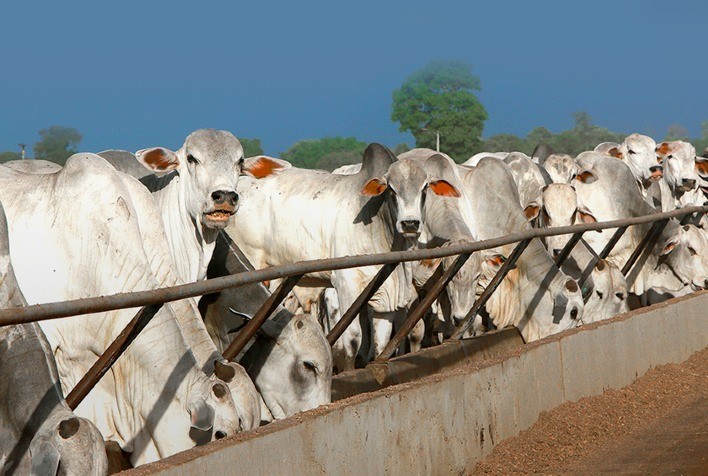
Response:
[100, 129, 288, 283]
[464, 151, 509, 167]
[573, 153, 706, 301]
[526, 183, 629, 322]
[651, 141, 704, 211]
[229, 144, 460, 369]
[0, 155, 242, 466]
[595, 134, 663, 194]
[457, 158, 584, 340]
[0, 202, 108, 476]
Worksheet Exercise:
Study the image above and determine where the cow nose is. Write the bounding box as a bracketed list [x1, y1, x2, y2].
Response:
[212, 190, 239, 206]
[553, 248, 562, 258]
[682, 178, 697, 189]
[401, 220, 420, 233]
[649, 165, 663, 175]
[214, 430, 227, 440]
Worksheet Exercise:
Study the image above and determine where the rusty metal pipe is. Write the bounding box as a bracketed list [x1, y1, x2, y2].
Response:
[327, 263, 398, 346]
[621, 219, 669, 276]
[375, 253, 471, 362]
[450, 239, 532, 340]
[0, 206, 704, 327]
[65, 304, 163, 410]
[553, 232, 584, 268]
[222, 274, 303, 361]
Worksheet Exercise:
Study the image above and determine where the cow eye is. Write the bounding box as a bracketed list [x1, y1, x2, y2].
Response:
[187, 154, 199, 165]
[595, 290, 604, 299]
[667, 155, 673, 159]
[628, 149, 636, 155]
[688, 247, 697, 256]
[303, 361, 317, 374]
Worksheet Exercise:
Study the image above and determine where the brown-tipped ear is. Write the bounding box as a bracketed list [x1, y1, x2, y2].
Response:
[360, 177, 388, 196]
[428, 180, 461, 197]
[695, 158, 708, 176]
[242, 156, 290, 179]
[420, 258, 439, 268]
[655, 142, 671, 156]
[607, 147, 623, 159]
[577, 204, 597, 224]
[660, 239, 679, 256]
[524, 203, 541, 221]
[484, 253, 506, 269]
[576, 170, 598, 184]
[135, 147, 179, 172]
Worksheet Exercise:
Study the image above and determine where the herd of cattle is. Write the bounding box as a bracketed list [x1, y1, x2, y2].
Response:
[0, 129, 705, 474]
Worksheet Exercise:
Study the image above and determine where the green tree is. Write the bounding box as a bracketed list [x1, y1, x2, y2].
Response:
[483, 134, 528, 154]
[281, 137, 367, 170]
[393, 143, 411, 155]
[391, 60, 488, 161]
[691, 120, 708, 155]
[239, 138, 264, 157]
[0, 151, 21, 163]
[33, 126, 82, 165]
[664, 124, 690, 142]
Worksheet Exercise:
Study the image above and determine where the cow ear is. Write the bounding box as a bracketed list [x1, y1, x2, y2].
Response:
[242, 156, 291, 179]
[577, 205, 597, 224]
[360, 177, 388, 196]
[483, 251, 510, 272]
[189, 399, 215, 431]
[576, 170, 598, 184]
[428, 180, 461, 198]
[135, 147, 179, 172]
[660, 238, 679, 256]
[524, 202, 541, 221]
[656, 142, 671, 157]
[695, 158, 708, 176]
[607, 147, 623, 159]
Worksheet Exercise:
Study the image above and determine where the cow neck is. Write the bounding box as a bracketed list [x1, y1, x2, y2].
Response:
[157, 174, 216, 283]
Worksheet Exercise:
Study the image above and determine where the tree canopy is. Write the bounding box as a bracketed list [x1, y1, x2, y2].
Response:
[0, 151, 21, 163]
[391, 60, 488, 161]
[281, 136, 367, 170]
[483, 112, 626, 156]
[239, 138, 264, 157]
[33, 126, 82, 165]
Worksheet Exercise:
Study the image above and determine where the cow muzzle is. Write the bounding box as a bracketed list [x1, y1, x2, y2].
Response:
[649, 165, 663, 181]
[399, 219, 421, 237]
[680, 178, 697, 192]
[204, 202, 237, 227]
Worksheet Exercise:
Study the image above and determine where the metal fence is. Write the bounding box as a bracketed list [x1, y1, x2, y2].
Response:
[0, 204, 705, 410]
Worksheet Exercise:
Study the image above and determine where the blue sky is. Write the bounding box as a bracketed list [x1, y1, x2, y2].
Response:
[1, 0, 706, 156]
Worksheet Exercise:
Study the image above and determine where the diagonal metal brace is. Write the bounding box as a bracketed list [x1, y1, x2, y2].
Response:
[450, 239, 531, 340]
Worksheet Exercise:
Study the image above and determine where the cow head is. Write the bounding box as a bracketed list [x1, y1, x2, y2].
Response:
[135, 129, 287, 232]
[615, 133, 662, 185]
[543, 153, 579, 184]
[241, 314, 332, 420]
[360, 155, 461, 239]
[186, 374, 242, 445]
[526, 184, 598, 256]
[659, 224, 708, 291]
[28, 414, 107, 476]
[656, 141, 701, 193]
[583, 259, 629, 324]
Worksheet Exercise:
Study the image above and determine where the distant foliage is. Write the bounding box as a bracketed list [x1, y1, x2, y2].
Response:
[281, 136, 367, 170]
[483, 112, 626, 157]
[0, 151, 21, 163]
[393, 143, 411, 155]
[33, 126, 82, 165]
[239, 137, 264, 157]
[391, 60, 488, 162]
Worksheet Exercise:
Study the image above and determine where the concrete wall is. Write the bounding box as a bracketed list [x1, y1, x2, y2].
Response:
[128, 291, 708, 476]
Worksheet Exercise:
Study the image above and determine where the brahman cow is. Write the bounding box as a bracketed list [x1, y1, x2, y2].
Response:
[100, 129, 288, 283]
[0, 202, 108, 476]
[0, 155, 242, 466]
[229, 144, 460, 369]
[650, 141, 704, 212]
[595, 134, 663, 194]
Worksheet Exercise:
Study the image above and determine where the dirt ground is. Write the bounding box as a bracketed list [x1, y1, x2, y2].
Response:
[472, 347, 708, 475]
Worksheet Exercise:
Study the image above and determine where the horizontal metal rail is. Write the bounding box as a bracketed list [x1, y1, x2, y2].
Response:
[0, 205, 705, 326]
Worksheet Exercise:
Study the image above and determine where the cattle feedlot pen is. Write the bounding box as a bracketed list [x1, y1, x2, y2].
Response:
[0, 205, 704, 408]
